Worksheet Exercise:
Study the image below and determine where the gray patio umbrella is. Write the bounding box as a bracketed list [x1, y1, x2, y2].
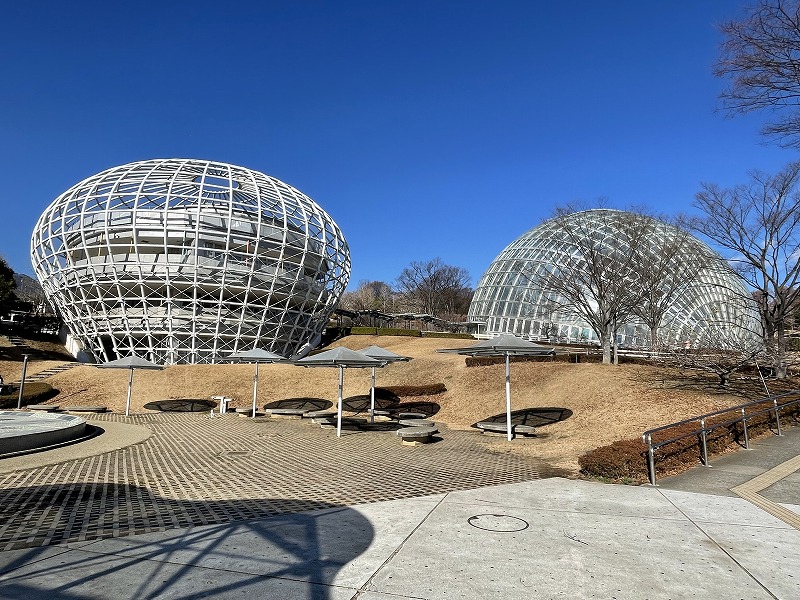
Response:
[360, 345, 411, 423]
[96, 355, 163, 417]
[294, 347, 386, 437]
[224, 348, 286, 418]
[437, 334, 555, 441]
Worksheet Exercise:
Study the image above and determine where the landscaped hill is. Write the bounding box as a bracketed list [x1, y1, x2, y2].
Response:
[31, 334, 762, 474]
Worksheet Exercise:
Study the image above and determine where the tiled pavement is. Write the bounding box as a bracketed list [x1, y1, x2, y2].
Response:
[0, 413, 566, 551]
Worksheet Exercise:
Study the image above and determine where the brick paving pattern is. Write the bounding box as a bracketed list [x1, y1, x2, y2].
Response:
[0, 414, 565, 550]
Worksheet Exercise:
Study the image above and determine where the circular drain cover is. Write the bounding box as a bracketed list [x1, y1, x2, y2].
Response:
[467, 514, 529, 532]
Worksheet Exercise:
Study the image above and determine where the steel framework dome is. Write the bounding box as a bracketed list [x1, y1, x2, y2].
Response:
[31, 159, 351, 364]
[469, 209, 758, 348]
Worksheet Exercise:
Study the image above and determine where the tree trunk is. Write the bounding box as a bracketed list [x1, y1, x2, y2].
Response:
[776, 323, 788, 379]
[650, 326, 659, 354]
[601, 323, 612, 364]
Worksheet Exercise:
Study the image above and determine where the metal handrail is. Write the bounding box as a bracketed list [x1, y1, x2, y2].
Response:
[642, 389, 800, 485]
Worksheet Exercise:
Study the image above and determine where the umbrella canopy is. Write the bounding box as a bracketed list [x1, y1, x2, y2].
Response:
[96, 355, 163, 416]
[226, 348, 286, 362]
[294, 347, 386, 436]
[97, 356, 164, 369]
[437, 335, 555, 440]
[360, 345, 411, 423]
[223, 348, 286, 418]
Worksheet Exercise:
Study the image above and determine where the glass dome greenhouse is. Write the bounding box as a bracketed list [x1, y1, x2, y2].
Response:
[468, 209, 759, 349]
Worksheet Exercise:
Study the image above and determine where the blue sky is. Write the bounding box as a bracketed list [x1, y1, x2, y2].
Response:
[0, 1, 794, 290]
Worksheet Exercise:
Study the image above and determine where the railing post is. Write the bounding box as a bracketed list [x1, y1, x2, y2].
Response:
[741, 408, 750, 449]
[773, 398, 783, 436]
[699, 418, 710, 467]
[644, 433, 657, 486]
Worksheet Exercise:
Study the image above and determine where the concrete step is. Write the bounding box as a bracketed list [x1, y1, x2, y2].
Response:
[7, 362, 82, 385]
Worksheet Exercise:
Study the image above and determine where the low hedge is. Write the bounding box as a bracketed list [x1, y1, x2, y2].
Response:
[0, 382, 59, 409]
[579, 400, 800, 483]
[421, 332, 474, 339]
[466, 355, 556, 367]
[350, 327, 422, 337]
[376, 383, 447, 397]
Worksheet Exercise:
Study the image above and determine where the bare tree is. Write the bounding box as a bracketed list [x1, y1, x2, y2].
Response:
[532, 209, 653, 364]
[630, 221, 722, 352]
[340, 280, 395, 313]
[395, 258, 472, 317]
[689, 161, 800, 377]
[659, 327, 767, 389]
[716, 0, 800, 146]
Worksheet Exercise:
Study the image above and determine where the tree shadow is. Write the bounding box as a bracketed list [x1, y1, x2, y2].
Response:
[0, 482, 374, 599]
[143, 399, 216, 412]
[472, 407, 573, 429]
[636, 367, 799, 399]
[342, 393, 399, 413]
[265, 398, 333, 411]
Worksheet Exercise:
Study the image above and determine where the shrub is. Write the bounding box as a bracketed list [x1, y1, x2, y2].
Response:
[578, 439, 649, 481]
[579, 399, 800, 483]
[421, 332, 474, 339]
[0, 382, 58, 409]
[376, 383, 447, 397]
[350, 327, 421, 337]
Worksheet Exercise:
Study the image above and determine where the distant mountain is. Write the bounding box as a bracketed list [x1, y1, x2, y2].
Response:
[13, 274, 45, 304]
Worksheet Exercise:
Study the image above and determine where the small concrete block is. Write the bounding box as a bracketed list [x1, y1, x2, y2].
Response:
[396, 426, 438, 444]
[398, 419, 435, 427]
[266, 408, 308, 419]
[304, 410, 337, 419]
[396, 412, 427, 420]
[26, 404, 60, 412]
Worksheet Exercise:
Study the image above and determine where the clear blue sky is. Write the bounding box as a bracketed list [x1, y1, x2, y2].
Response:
[0, 1, 794, 290]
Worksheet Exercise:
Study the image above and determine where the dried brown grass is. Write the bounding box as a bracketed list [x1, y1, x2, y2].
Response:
[9, 334, 756, 475]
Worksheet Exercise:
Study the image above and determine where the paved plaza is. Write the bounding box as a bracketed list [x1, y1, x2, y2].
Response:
[0, 413, 565, 551]
[0, 413, 797, 599]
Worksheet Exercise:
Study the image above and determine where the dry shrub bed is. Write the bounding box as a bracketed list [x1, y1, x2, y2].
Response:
[5, 333, 794, 478]
[579, 396, 800, 483]
[378, 383, 447, 397]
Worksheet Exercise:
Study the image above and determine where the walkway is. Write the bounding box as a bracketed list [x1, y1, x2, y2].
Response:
[0, 414, 797, 599]
[0, 413, 565, 550]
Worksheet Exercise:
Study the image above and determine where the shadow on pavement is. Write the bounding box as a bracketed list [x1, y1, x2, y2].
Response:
[0, 483, 374, 600]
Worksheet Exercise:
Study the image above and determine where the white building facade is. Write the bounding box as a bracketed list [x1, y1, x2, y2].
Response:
[31, 159, 351, 364]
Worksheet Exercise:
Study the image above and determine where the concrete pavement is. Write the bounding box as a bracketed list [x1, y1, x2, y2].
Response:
[0, 418, 797, 599]
[0, 476, 797, 599]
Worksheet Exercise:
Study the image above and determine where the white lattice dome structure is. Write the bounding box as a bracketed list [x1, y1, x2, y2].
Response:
[31, 159, 351, 364]
[469, 209, 758, 348]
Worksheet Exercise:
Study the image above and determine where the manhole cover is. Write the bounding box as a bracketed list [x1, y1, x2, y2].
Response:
[467, 514, 529, 532]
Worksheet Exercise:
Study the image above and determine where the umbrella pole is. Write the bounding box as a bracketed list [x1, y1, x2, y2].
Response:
[505, 353, 512, 441]
[252, 362, 259, 418]
[370, 367, 376, 424]
[126, 367, 133, 417]
[337, 366, 344, 437]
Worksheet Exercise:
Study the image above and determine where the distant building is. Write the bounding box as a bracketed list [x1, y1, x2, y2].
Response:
[468, 209, 759, 348]
[31, 159, 351, 363]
